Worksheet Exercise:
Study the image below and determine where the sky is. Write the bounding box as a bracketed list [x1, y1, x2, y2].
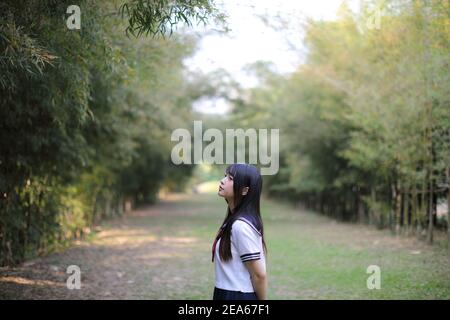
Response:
[184, 0, 361, 114]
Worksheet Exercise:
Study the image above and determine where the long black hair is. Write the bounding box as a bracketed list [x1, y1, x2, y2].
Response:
[217, 163, 267, 262]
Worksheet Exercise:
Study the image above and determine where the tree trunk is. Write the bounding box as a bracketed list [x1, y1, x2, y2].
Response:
[357, 192, 365, 224]
[427, 178, 434, 244]
[412, 184, 418, 236]
[400, 188, 408, 234]
[447, 165, 450, 255]
[395, 181, 402, 235]
[369, 187, 376, 225]
[421, 0, 434, 245]
[320, 192, 324, 214]
[390, 182, 396, 233]
[402, 185, 410, 235]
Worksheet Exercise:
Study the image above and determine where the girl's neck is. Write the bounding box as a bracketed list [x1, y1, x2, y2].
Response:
[227, 199, 235, 213]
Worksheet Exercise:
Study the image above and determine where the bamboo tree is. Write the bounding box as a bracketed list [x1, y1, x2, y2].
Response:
[447, 164, 450, 254]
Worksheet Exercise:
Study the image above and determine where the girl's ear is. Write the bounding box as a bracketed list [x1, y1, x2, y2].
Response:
[241, 187, 249, 196]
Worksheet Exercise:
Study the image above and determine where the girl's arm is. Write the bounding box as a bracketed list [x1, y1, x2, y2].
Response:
[244, 259, 267, 300]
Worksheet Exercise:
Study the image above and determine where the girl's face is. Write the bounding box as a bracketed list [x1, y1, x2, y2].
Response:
[218, 172, 234, 200]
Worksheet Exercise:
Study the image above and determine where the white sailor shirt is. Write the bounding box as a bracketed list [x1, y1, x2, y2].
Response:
[214, 218, 266, 292]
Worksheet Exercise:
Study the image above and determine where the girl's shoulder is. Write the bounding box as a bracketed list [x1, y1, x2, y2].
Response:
[232, 218, 262, 236]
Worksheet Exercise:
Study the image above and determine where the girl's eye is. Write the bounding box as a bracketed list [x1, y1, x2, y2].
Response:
[224, 173, 233, 180]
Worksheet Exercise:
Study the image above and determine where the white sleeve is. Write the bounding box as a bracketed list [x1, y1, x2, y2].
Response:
[232, 220, 261, 263]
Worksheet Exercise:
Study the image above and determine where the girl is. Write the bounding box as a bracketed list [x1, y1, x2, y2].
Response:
[212, 163, 268, 300]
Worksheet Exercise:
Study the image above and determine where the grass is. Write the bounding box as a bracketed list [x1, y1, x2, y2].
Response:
[0, 188, 449, 299]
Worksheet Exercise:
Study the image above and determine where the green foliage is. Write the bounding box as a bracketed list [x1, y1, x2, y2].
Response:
[119, 0, 224, 37]
[229, 0, 449, 230]
[0, 0, 220, 265]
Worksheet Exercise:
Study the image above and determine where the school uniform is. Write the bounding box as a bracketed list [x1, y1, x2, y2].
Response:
[212, 217, 266, 300]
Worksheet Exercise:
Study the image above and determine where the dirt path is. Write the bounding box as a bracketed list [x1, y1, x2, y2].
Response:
[0, 193, 215, 299]
[1, 192, 449, 299]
